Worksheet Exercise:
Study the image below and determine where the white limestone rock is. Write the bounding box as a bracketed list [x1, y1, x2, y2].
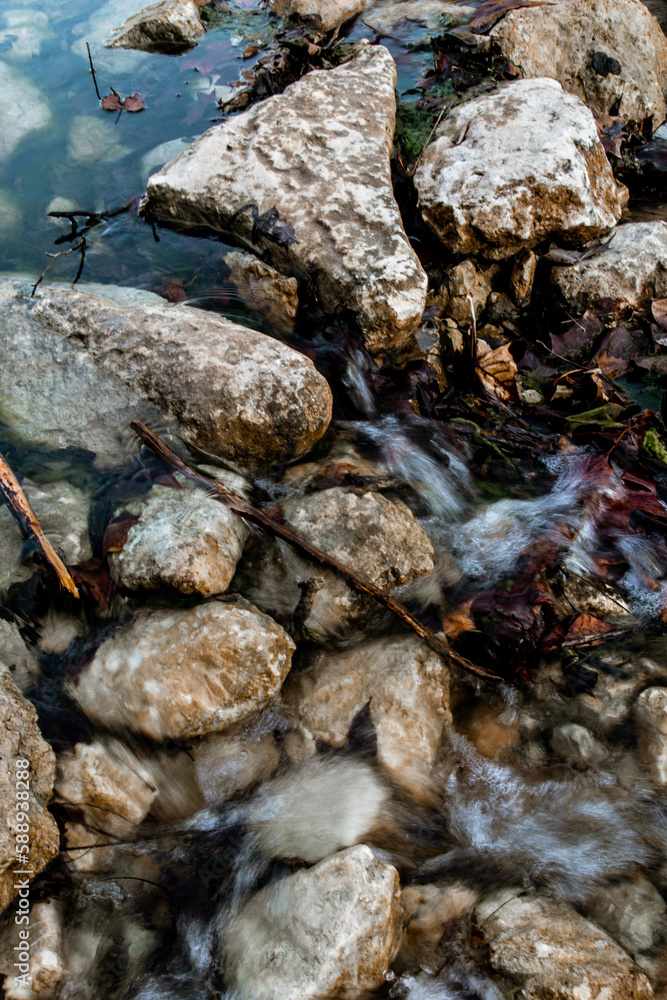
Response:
[414, 78, 621, 259]
[107, 0, 206, 52]
[147, 46, 427, 354]
[268, 0, 367, 29]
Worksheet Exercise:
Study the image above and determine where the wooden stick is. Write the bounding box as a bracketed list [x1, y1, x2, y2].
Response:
[130, 421, 500, 682]
[0, 453, 79, 598]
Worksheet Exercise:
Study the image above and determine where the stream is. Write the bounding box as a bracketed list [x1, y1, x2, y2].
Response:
[3, 1, 667, 999]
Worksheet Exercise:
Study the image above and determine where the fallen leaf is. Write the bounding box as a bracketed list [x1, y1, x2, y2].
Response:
[70, 558, 116, 610]
[101, 91, 123, 111]
[102, 512, 140, 558]
[243, 44, 260, 59]
[591, 51, 621, 77]
[652, 298, 667, 329]
[442, 600, 476, 639]
[101, 90, 146, 112]
[564, 613, 614, 642]
[122, 92, 146, 112]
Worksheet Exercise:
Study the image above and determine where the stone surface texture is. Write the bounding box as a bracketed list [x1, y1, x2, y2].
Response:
[0, 619, 39, 691]
[414, 78, 621, 259]
[108, 482, 248, 596]
[222, 845, 401, 1000]
[30, 283, 332, 467]
[0, 668, 59, 913]
[0, 899, 63, 1000]
[269, 0, 367, 29]
[193, 728, 281, 804]
[479, 893, 654, 999]
[284, 635, 452, 802]
[0, 60, 51, 164]
[552, 221, 667, 310]
[66, 602, 295, 741]
[583, 876, 667, 958]
[489, 0, 667, 124]
[107, 0, 205, 52]
[234, 487, 435, 638]
[635, 686, 667, 787]
[223, 251, 299, 336]
[147, 46, 427, 354]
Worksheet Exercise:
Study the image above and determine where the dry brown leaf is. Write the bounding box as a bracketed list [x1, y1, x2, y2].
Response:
[565, 613, 613, 642]
[442, 600, 476, 640]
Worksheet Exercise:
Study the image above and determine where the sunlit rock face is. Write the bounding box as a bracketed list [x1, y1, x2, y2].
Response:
[414, 78, 621, 259]
[106, 0, 206, 52]
[147, 46, 428, 355]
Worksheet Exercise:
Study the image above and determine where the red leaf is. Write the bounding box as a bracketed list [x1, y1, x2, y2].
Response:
[70, 558, 116, 610]
[101, 91, 146, 112]
[122, 92, 146, 112]
[101, 92, 123, 111]
[102, 512, 140, 558]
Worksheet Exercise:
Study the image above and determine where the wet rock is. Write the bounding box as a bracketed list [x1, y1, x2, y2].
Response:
[147, 46, 427, 354]
[139, 137, 192, 184]
[635, 687, 667, 787]
[107, 0, 206, 52]
[489, 0, 667, 124]
[248, 757, 389, 863]
[0, 668, 59, 913]
[66, 116, 131, 165]
[0, 9, 52, 63]
[54, 738, 158, 837]
[66, 602, 295, 741]
[510, 249, 538, 308]
[141, 747, 205, 820]
[0, 898, 63, 999]
[0, 61, 51, 164]
[108, 482, 248, 597]
[223, 251, 299, 336]
[552, 222, 667, 310]
[234, 487, 435, 638]
[29, 282, 332, 467]
[398, 883, 477, 972]
[0, 619, 39, 691]
[364, 0, 474, 34]
[0, 189, 21, 232]
[479, 893, 654, 999]
[284, 635, 451, 803]
[551, 723, 607, 766]
[440, 260, 492, 324]
[193, 727, 280, 804]
[583, 876, 667, 958]
[414, 78, 621, 259]
[269, 0, 367, 29]
[0, 477, 92, 592]
[222, 844, 401, 1000]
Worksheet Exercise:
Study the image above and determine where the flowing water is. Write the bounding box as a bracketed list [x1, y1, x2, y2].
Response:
[4, 1, 667, 999]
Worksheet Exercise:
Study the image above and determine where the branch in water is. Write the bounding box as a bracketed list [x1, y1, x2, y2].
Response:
[31, 237, 87, 296]
[0, 452, 79, 598]
[130, 420, 500, 683]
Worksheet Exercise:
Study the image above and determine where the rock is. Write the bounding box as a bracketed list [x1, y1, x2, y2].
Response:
[398, 883, 477, 972]
[147, 46, 427, 354]
[29, 283, 332, 467]
[479, 893, 654, 999]
[108, 482, 248, 597]
[284, 635, 451, 803]
[635, 687, 667, 787]
[268, 0, 367, 29]
[234, 487, 435, 638]
[66, 116, 131, 165]
[66, 602, 295, 741]
[0, 8, 52, 63]
[0, 61, 51, 164]
[71, 0, 156, 71]
[0, 899, 63, 999]
[0, 279, 175, 468]
[0, 189, 21, 232]
[107, 0, 205, 51]
[489, 0, 667, 124]
[223, 251, 299, 336]
[54, 739, 158, 837]
[0, 477, 92, 592]
[510, 249, 538, 308]
[414, 78, 621, 259]
[141, 747, 205, 821]
[248, 757, 389, 863]
[440, 260, 492, 324]
[552, 222, 667, 310]
[222, 844, 401, 1000]
[193, 728, 280, 804]
[551, 723, 607, 766]
[0, 619, 39, 691]
[364, 0, 474, 34]
[583, 876, 667, 958]
[0, 668, 59, 913]
[139, 137, 192, 184]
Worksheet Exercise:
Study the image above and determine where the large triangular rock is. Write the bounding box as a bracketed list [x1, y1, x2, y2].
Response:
[147, 45, 427, 355]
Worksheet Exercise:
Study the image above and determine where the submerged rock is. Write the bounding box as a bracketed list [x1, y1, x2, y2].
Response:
[28, 283, 332, 467]
[284, 635, 452, 803]
[223, 251, 299, 336]
[222, 844, 401, 1000]
[147, 46, 427, 354]
[269, 0, 367, 28]
[479, 892, 654, 999]
[414, 78, 621, 259]
[489, 0, 667, 124]
[66, 602, 295, 741]
[398, 883, 477, 972]
[552, 222, 667, 310]
[583, 876, 667, 958]
[234, 487, 435, 637]
[635, 686, 667, 788]
[108, 482, 248, 597]
[0, 60, 51, 164]
[107, 0, 206, 52]
[193, 726, 280, 804]
[0, 899, 63, 1000]
[0, 619, 39, 691]
[0, 668, 59, 913]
